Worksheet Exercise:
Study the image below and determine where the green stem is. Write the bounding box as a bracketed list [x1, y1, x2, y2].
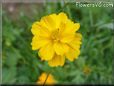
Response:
[57, 2, 70, 13]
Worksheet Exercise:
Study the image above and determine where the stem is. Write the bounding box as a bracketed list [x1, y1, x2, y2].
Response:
[43, 73, 50, 86]
[43, 70, 52, 86]
[57, 2, 70, 13]
[89, 10, 93, 28]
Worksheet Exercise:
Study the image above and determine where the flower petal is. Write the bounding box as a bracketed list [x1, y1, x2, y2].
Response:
[58, 12, 68, 23]
[31, 36, 50, 50]
[37, 73, 56, 85]
[39, 26, 51, 38]
[67, 33, 82, 50]
[39, 43, 55, 60]
[31, 22, 40, 36]
[75, 33, 82, 40]
[50, 14, 60, 28]
[65, 48, 80, 61]
[74, 23, 80, 32]
[58, 22, 74, 43]
[54, 42, 69, 55]
[48, 54, 65, 67]
[40, 14, 56, 31]
[31, 21, 51, 37]
[61, 34, 74, 43]
[62, 20, 80, 35]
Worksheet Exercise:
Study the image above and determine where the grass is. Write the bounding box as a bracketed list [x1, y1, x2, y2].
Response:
[2, 2, 113, 84]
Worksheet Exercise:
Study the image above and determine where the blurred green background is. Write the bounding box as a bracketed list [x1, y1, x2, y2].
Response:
[2, 1, 113, 84]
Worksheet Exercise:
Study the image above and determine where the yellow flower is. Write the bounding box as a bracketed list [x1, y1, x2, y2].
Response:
[83, 65, 91, 75]
[37, 72, 56, 85]
[31, 12, 82, 67]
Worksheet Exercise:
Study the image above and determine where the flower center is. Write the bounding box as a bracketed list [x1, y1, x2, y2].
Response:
[51, 29, 60, 42]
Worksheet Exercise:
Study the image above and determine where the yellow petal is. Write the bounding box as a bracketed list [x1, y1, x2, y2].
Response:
[31, 22, 40, 36]
[74, 23, 80, 32]
[58, 12, 68, 23]
[48, 54, 65, 67]
[31, 36, 50, 50]
[61, 34, 74, 43]
[38, 24, 51, 37]
[50, 14, 60, 28]
[54, 42, 69, 55]
[37, 72, 56, 85]
[67, 33, 82, 50]
[40, 14, 56, 31]
[62, 20, 80, 36]
[39, 43, 55, 60]
[65, 48, 80, 61]
[31, 21, 51, 37]
[58, 22, 74, 43]
[68, 41, 81, 50]
[75, 33, 82, 40]
[62, 20, 74, 34]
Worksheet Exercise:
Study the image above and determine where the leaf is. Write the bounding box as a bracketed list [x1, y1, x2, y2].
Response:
[2, 67, 16, 84]
[17, 76, 30, 84]
[98, 23, 114, 30]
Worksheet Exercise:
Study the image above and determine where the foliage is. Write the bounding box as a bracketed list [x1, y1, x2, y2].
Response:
[2, 2, 113, 84]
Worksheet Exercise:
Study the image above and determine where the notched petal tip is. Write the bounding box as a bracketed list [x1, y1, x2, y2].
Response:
[65, 48, 80, 62]
[38, 43, 55, 61]
[48, 55, 65, 67]
[58, 12, 68, 21]
[58, 12, 66, 15]
[75, 33, 82, 40]
[31, 22, 40, 35]
[74, 23, 80, 31]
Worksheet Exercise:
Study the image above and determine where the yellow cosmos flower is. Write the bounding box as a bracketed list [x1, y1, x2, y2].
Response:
[37, 72, 56, 85]
[83, 65, 91, 75]
[31, 12, 82, 67]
